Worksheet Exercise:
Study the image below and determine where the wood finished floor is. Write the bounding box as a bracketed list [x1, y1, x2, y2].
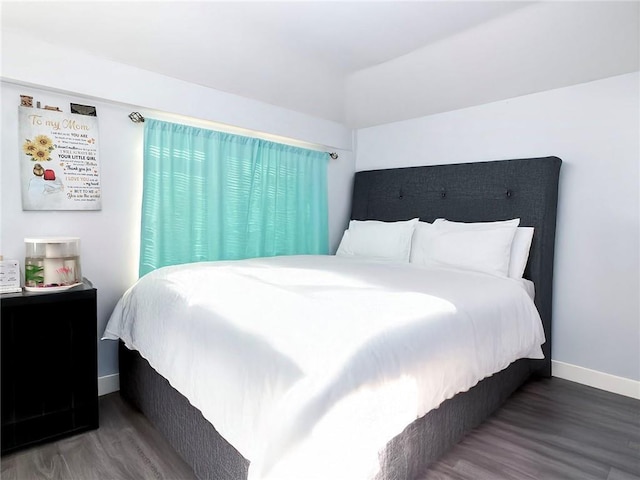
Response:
[1, 377, 638, 480]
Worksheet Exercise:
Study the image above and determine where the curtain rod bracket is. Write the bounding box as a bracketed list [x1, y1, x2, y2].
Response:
[329, 152, 338, 160]
[129, 112, 145, 123]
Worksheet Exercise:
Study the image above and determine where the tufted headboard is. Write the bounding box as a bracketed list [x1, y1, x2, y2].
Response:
[350, 156, 562, 377]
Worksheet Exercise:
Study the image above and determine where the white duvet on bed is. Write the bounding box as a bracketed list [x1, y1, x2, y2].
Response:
[103, 254, 544, 480]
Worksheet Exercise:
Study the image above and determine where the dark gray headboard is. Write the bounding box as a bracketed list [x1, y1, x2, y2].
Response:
[351, 156, 562, 377]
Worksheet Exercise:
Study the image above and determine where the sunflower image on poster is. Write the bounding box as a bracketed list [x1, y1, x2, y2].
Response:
[23, 134, 64, 198]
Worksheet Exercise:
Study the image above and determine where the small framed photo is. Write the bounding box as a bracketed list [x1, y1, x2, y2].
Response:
[70, 103, 97, 116]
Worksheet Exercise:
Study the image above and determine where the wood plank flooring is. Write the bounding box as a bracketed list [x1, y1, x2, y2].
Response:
[421, 378, 640, 480]
[1, 377, 638, 480]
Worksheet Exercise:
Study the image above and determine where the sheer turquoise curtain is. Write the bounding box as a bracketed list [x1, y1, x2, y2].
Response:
[139, 119, 329, 277]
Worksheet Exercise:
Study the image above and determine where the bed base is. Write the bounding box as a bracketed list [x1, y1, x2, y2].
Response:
[119, 342, 532, 480]
[119, 341, 249, 480]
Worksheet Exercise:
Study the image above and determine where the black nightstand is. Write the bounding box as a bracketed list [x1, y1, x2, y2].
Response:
[1, 279, 99, 455]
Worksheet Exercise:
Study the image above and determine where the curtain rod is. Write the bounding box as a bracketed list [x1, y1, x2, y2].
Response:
[128, 111, 339, 160]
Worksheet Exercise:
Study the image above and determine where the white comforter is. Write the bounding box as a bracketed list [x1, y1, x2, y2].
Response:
[103, 255, 544, 480]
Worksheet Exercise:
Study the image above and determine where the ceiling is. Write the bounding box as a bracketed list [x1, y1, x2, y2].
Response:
[2, 1, 535, 121]
[2, 2, 637, 127]
[1, 1, 534, 74]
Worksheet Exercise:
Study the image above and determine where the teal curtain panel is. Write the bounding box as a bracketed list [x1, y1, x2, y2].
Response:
[139, 119, 329, 277]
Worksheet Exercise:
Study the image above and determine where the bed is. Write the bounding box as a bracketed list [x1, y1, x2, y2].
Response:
[105, 155, 562, 480]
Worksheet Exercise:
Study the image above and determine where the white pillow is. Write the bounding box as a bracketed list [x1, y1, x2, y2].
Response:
[410, 219, 519, 277]
[433, 219, 533, 279]
[433, 218, 520, 229]
[509, 227, 534, 279]
[409, 221, 439, 265]
[426, 227, 518, 277]
[336, 218, 419, 262]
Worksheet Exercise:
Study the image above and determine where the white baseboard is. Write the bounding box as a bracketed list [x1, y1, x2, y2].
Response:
[552, 360, 640, 400]
[98, 373, 120, 396]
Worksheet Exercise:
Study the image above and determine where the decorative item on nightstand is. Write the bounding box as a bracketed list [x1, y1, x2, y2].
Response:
[24, 237, 82, 292]
[0, 258, 22, 294]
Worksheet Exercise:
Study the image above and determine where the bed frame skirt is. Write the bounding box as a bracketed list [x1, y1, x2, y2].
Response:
[119, 341, 532, 480]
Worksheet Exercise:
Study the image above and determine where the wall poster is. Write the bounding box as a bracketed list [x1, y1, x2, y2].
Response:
[19, 106, 102, 210]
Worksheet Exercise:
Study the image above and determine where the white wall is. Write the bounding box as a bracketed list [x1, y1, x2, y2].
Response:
[356, 72, 640, 383]
[1, 34, 355, 380]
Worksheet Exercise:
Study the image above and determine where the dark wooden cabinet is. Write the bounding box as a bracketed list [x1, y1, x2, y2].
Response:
[1, 279, 99, 455]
